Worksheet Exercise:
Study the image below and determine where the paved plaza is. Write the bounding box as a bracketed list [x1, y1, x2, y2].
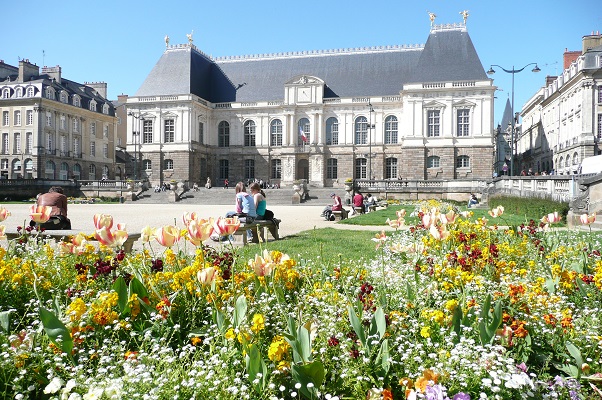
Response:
[2, 202, 394, 250]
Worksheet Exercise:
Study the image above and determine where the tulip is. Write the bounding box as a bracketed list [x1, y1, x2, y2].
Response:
[439, 210, 457, 225]
[197, 267, 218, 285]
[212, 216, 240, 237]
[421, 213, 434, 228]
[541, 211, 562, 224]
[396, 209, 407, 219]
[141, 226, 156, 243]
[155, 225, 181, 247]
[249, 253, 275, 277]
[372, 230, 387, 249]
[488, 205, 504, 218]
[93, 213, 113, 229]
[0, 225, 5, 240]
[186, 217, 214, 246]
[429, 223, 450, 240]
[57, 241, 74, 255]
[30, 205, 52, 224]
[0, 207, 10, 222]
[580, 212, 596, 225]
[386, 217, 404, 229]
[95, 226, 129, 248]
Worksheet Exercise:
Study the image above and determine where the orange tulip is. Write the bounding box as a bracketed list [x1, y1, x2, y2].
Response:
[212, 216, 240, 237]
[197, 267, 218, 285]
[183, 214, 214, 246]
[93, 213, 113, 229]
[580, 212, 596, 225]
[0, 207, 10, 222]
[29, 205, 52, 224]
[155, 225, 181, 247]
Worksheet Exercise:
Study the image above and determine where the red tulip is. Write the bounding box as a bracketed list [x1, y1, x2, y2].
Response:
[580, 212, 596, 225]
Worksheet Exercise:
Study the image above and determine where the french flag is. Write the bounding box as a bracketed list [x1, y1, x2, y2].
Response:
[300, 126, 308, 143]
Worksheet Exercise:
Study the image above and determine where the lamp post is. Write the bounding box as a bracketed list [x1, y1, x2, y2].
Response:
[128, 112, 143, 181]
[487, 63, 540, 176]
[367, 102, 375, 182]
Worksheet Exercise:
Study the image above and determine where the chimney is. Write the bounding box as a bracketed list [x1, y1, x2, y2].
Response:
[85, 82, 108, 99]
[117, 94, 129, 103]
[18, 59, 39, 82]
[42, 65, 62, 84]
[545, 76, 556, 86]
[582, 31, 602, 53]
[563, 49, 581, 69]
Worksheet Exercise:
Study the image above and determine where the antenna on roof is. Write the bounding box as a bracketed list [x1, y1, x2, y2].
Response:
[42, 50, 45, 66]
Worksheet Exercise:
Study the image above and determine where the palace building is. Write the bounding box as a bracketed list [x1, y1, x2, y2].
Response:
[127, 21, 495, 188]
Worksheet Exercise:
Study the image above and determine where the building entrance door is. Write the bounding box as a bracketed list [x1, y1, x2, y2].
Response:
[297, 159, 309, 181]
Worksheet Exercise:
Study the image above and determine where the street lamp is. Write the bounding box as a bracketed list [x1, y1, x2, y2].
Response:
[367, 102, 375, 182]
[128, 112, 144, 181]
[487, 63, 540, 176]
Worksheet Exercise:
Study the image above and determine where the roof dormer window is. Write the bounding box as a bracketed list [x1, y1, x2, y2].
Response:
[1, 88, 9, 99]
[60, 92, 68, 103]
[102, 104, 109, 114]
[89, 100, 96, 112]
[26, 87, 34, 97]
[45, 87, 54, 100]
[73, 95, 81, 107]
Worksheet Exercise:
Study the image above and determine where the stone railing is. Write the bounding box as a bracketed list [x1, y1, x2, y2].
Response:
[485, 176, 579, 203]
[352, 179, 487, 202]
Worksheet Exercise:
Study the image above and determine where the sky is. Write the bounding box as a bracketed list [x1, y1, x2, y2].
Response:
[2, 0, 600, 124]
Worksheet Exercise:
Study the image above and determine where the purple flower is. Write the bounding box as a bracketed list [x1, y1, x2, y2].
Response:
[516, 362, 527, 372]
[425, 384, 447, 400]
[452, 393, 471, 400]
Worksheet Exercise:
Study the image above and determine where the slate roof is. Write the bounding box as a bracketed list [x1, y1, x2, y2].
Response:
[135, 25, 487, 103]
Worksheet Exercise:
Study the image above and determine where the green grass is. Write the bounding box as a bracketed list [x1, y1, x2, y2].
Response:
[234, 227, 380, 265]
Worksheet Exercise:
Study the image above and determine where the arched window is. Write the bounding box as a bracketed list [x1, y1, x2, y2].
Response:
[427, 156, 440, 168]
[384, 116, 398, 144]
[89, 164, 96, 179]
[143, 159, 152, 170]
[164, 159, 174, 170]
[355, 116, 368, 145]
[385, 157, 398, 179]
[326, 158, 338, 179]
[45, 160, 56, 179]
[218, 121, 230, 147]
[298, 118, 310, 144]
[73, 164, 81, 180]
[565, 156, 570, 168]
[89, 101, 96, 112]
[73, 95, 81, 107]
[60, 92, 68, 103]
[244, 120, 256, 147]
[102, 165, 109, 178]
[355, 158, 367, 179]
[244, 159, 255, 180]
[326, 117, 338, 145]
[15, 87, 22, 97]
[2, 88, 9, 99]
[456, 155, 470, 168]
[26, 87, 34, 97]
[45, 87, 54, 100]
[270, 119, 283, 146]
[271, 159, 281, 179]
[572, 152, 579, 165]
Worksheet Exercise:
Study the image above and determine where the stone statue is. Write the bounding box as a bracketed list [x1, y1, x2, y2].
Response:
[187, 30, 194, 44]
[427, 11, 436, 26]
[460, 10, 469, 24]
[164, 34, 169, 48]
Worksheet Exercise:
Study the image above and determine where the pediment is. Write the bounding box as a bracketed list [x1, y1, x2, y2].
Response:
[161, 111, 178, 118]
[285, 75, 324, 86]
[453, 99, 477, 108]
[423, 100, 445, 109]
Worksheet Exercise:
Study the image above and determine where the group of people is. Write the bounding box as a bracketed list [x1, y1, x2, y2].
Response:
[245, 178, 280, 190]
[351, 192, 377, 214]
[213, 181, 281, 242]
[154, 182, 173, 193]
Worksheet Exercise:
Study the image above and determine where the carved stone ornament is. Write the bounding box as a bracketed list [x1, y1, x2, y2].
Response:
[569, 185, 589, 213]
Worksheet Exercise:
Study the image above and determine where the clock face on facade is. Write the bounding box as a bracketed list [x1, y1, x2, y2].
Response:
[298, 87, 311, 102]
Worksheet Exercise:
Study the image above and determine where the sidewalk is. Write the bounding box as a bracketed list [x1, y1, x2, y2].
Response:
[2, 203, 393, 250]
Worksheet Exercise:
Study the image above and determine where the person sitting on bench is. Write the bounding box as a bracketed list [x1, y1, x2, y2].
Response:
[321, 192, 343, 221]
[30, 186, 72, 230]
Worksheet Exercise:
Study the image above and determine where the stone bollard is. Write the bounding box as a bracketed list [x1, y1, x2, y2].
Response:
[292, 192, 301, 204]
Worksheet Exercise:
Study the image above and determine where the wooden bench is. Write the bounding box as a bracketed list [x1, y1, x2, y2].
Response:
[4, 229, 141, 253]
[231, 220, 280, 246]
[331, 209, 348, 221]
[353, 206, 365, 215]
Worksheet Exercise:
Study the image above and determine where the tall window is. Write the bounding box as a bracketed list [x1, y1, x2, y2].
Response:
[89, 164, 96, 178]
[46, 112, 53, 127]
[60, 135, 67, 155]
[26, 87, 34, 97]
[456, 155, 470, 168]
[355, 158, 367, 179]
[103, 143, 108, 158]
[1, 133, 7, 154]
[89, 101, 96, 112]
[457, 109, 470, 136]
[219, 159, 229, 180]
[198, 121, 204, 144]
[73, 96, 80, 107]
[26, 110, 33, 125]
[73, 164, 81, 179]
[354, 116, 368, 145]
[427, 110, 440, 137]
[14, 111, 21, 126]
[47, 133, 54, 152]
[164, 119, 175, 142]
[73, 118, 79, 133]
[598, 88, 602, 104]
[326, 117, 338, 145]
[326, 158, 338, 179]
[143, 120, 153, 143]
[60, 162, 69, 180]
[90, 122, 96, 136]
[60, 115, 66, 130]
[164, 159, 174, 170]
[598, 114, 602, 139]
[143, 159, 151, 170]
[2, 89, 9, 99]
[298, 118, 310, 144]
[218, 121, 230, 147]
[73, 137, 80, 157]
[45, 88, 54, 100]
[60, 92, 67, 103]
[427, 156, 440, 168]
[26, 133, 33, 154]
[45, 160, 55, 179]
[244, 120, 256, 146]
[385, 157, 398, 179]
[270, 119, 283, 146]
[15, 88, 22, 97]
[3, 111, 9, 126]
[244, 159, 255, 180]
[14, 133, 21, 154]
[384, 116, 398, 144]
[90, 141, 95, 157]
[271, 159, 282, 179]
[103, 125, 108, 138]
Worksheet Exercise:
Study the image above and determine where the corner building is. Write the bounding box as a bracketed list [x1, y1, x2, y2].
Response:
[128, 23, 495, 188]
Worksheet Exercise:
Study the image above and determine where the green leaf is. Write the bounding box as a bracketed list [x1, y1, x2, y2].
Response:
[376, 339, 390, 376]
[451, 305, 462, 342]
[245, 344, 266, 393]
[129, 277, 149, 299]
[233, 295, 247, 328]
[297, 326, 311, 363]
[112, 276, 129, 315]
[486, 300, 503, 340]
[213, 309, 226, 333]
[291, 361, 325, 399]
[373, 307, 387, 340]
[545, 277, 558, 294]
[0, 310, 11, 333]
[39, 307, 73, 357]
[566, 341, 583, 379]
[348, 305, 366, 348]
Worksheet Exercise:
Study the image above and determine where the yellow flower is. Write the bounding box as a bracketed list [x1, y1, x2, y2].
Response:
[225, 328, 236, 340]
[420, 326, 430, 338]
[251, 313, 265, 334]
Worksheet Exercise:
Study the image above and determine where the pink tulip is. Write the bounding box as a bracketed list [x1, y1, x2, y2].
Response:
[396, 209, 407, 219]
[580, 212, 596, 225]
[0, 207, 10, 222]
[421, 213, 434, 228]
[429, 224, 450, 240]
[372, 230, 387, 249]
[155, 225, 181, 247]
[488, 206, 504, 218]
[93, 214, 113, 229]
[249, 254, 275, 277]
[541, 211, 562, 224]
[197, 267, 218, 285]
[95, 226, 129, 248]
[386, 217, 404, 229]
[212, 216, 240, 237]
[186, 217, 214, 246]
[439, 210, 457, 225]
[29, 205, 52, 224]
[0, 225, 5, 240]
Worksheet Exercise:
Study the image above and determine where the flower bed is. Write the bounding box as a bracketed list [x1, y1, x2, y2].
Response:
[0, 204, 600, 399]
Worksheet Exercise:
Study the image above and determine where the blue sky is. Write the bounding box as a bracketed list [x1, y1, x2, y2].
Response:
[3, 0, 599, 124]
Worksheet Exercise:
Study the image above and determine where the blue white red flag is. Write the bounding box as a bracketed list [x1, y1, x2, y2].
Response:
[300, 126, 308, 143]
